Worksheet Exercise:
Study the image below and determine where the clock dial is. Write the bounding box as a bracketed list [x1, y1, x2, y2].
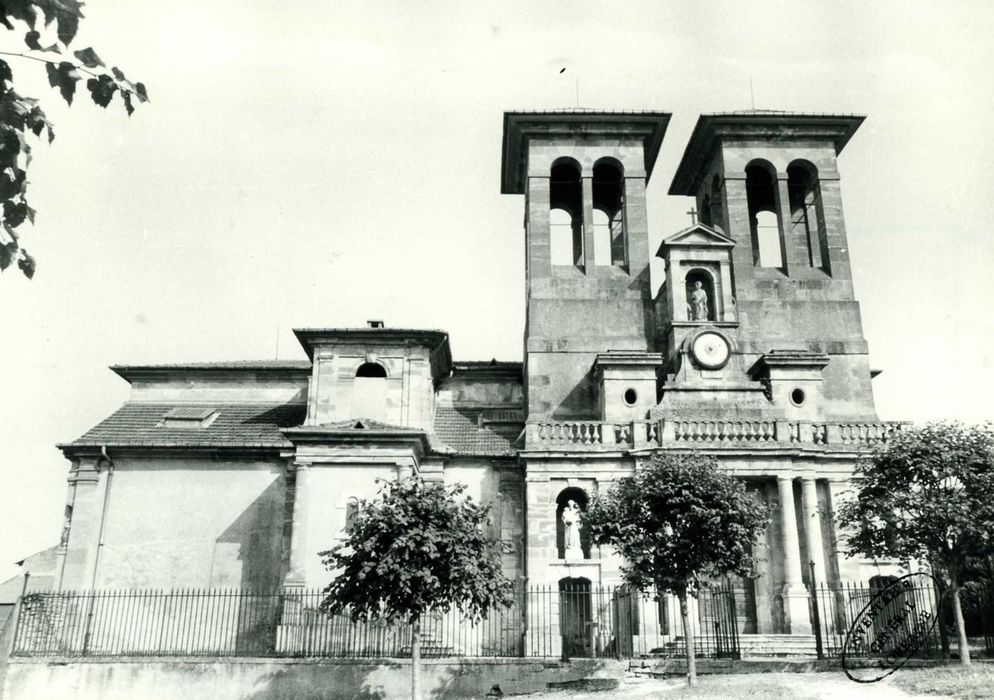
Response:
[691, 331, 730, 369]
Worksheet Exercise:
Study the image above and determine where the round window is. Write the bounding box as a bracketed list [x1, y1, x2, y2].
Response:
[790, 388, 806, 406]
[623, 388, 638, 406]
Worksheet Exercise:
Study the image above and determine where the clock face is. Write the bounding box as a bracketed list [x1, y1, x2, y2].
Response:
[691, 331, 730, 369]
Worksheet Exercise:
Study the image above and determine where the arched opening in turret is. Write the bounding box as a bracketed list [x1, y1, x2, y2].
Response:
[746, 162, 785, 269]
[593, 159, 626, 267]
[352, 362, 387, 421]
[550, 159, 583, 267]
[788, 161, 830, 273]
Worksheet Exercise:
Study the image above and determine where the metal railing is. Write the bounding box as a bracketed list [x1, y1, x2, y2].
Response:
[11, 584, 741, 660]
[810, 579, 994, 660]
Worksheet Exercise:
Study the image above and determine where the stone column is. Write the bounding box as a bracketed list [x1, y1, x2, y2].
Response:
[580, 173, 594, 271]
[801, 478, 827, 584]
[284, 463, 310, 590]
[776, 176, 800, 273]
[777, 475, 811, 634]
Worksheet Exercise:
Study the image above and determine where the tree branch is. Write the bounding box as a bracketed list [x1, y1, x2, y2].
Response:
[0, 49, 99, 79]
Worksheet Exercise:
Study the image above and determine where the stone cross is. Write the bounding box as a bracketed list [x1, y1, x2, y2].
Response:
[686, 207, 698, 225]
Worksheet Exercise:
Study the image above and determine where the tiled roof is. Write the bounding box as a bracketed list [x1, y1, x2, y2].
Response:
[433, 405, 523, 457]
[61, 402, 306, 450]
[63, 402, 523, 457]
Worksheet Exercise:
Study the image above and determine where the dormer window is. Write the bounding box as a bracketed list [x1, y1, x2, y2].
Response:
[160, 407, 219, 429]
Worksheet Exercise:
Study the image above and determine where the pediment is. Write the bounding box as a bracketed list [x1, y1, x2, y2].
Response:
[658, 224, 735, 251]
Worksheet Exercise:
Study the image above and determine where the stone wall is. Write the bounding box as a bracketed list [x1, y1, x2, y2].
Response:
[2, 657, 625, 700]
[61, 457, 287, 591]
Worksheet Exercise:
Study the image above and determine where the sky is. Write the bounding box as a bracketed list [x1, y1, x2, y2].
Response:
[0, 1, 992, 583]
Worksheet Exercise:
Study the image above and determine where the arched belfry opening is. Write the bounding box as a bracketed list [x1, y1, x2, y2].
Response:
[746, 162, 785, 269]
[592, 159, 625, 267]
[550, 159, 583, 268]
[555, 487, 591, 560]
[787, 161, 829, 273]
[685, 268, 717, 322]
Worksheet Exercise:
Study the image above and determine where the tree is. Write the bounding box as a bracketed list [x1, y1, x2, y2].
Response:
[584, 452, 769, 686]
[838, 421, 994, 666]
[318, 477, 513, 700]
[0, 0, 147, 278]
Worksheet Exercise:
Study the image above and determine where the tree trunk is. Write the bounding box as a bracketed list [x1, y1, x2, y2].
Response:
[411, 616, 421, 700]
[948, 577, 971, 666]
[678, 587, 697, 686]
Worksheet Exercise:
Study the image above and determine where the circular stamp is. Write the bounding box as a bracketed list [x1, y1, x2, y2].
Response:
[841, 571, 947, 683]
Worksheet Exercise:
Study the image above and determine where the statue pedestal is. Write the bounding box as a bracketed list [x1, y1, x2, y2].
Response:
[563, 547, 583, 561]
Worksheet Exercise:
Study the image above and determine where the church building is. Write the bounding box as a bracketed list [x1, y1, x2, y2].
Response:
[52, 110, 906, 646]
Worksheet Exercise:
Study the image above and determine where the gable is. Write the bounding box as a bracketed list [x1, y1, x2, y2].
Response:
[659, 223, 735, 249]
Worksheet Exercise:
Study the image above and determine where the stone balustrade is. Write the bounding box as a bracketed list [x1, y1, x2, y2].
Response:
[525, 419, 910, 451]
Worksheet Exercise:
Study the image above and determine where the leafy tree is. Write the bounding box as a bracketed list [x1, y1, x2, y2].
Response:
[0, 0, 146, 278]
[318, 477, 513, 700]
[838, 421, 994, 665]
[585, 452, 769, 686]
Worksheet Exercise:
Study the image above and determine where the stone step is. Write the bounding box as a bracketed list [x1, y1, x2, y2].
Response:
[739, 634, 818, 657]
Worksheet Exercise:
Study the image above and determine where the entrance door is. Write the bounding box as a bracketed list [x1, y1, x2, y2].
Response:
[559, 578, 592, 657]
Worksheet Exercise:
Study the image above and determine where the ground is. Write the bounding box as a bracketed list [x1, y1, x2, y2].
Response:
[528, 667, 994, 699]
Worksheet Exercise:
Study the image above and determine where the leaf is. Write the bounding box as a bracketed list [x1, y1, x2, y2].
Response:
[86, 74, 116, 108]
[135, 82, 149, 103]
[26, 104, 54, 142]
[72, 47, 103, 69]
[45, 60, 79, 106]
[3, 0, 38, 28]
[17, 248, 35, 278]
[0, 59, 11, 85]
[24, 30, 42, 50]
[4, 200, 27, 227]
[34, 0, 84, 45]
[121, 91, 133, 116]
[0, 241, 14, 270]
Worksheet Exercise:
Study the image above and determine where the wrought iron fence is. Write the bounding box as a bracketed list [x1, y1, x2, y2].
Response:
[11, 584, 741, 660]
[810, 579, 994, 660]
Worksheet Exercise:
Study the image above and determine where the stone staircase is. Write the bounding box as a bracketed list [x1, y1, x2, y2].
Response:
[738, 633, 818, 657]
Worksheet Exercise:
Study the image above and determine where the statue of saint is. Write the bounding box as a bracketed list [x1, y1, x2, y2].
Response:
[690, 281, 709, 321]
[562, 500, 583, 559]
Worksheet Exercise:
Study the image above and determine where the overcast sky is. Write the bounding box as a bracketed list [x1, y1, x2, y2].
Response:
[1, 1, 992, 583]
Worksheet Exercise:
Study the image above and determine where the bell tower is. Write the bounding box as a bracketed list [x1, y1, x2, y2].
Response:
[501, 111, 671, 421]
[667, 112, 878, 420]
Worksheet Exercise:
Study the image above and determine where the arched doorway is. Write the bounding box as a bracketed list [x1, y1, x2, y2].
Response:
[559, 577, 592, 658]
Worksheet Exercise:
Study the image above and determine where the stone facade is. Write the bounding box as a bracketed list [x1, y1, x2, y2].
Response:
[53, 110, 906, 642]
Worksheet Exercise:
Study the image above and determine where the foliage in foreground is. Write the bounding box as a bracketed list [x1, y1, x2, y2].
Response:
[585, 451, 769, 596]
[318, 477, 513, 623]
[0, 0, 147, 277]
[584, 451, 769, 685]
[839, 421, 994, 665]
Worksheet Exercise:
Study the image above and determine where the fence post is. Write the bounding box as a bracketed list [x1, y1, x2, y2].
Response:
[809, 561, 824, 660]
[5, 572, 30, 659]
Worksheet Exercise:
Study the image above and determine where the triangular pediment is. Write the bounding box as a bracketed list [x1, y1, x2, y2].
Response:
[313, 418, 408, 432]
[659, 223, 735, 249]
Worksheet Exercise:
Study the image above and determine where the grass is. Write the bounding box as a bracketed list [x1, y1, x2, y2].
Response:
[891, 664, 994, 699]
